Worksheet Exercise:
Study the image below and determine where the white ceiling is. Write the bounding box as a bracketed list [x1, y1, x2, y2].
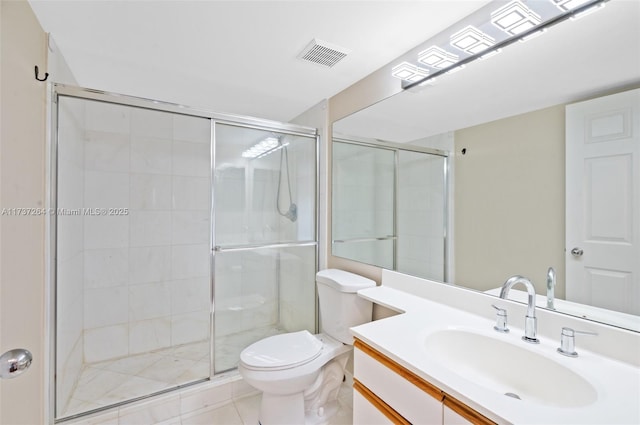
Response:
[28, 0, 492, 122]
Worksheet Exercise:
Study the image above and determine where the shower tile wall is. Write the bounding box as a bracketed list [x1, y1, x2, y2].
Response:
[287, 144, 316, 243]
[332, 145, 394, 268]
[396, 132, 452, 281]
[397, 151, 445, 281]
[212, 127, 317, 373]
[214, 250, 278, 340]
[278, 147, 317, 332]
[278, 245, 317, 332]
[213, 166, 280, 347]
[56, 97, 212, 414]
[213, 146, 316, 341]
[80, 103, 211, 362]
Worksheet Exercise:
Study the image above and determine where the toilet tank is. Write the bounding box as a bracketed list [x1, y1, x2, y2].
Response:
[316, 269, 376, 344]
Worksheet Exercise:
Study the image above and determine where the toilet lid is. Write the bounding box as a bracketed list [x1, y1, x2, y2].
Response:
[240, 330, 323, 370]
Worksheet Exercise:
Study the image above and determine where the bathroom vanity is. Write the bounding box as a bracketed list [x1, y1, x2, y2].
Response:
[350, 271, 640, 425]
[353, 338, 494, 424]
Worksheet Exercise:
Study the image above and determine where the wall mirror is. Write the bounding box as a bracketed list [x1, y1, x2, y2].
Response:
[332, 0, 640, 331]
[332, 138, 448, 281]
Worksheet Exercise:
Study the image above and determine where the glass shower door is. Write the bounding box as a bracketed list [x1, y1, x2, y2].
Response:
[332, 141, 396, 268]
[396, 150, 447, 281]
[55, 95, 212, 419]
[213, 123, 317, 373]
[331, 139, 447, 280]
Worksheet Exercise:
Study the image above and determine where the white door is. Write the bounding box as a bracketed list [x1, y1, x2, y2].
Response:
[566, 88, 640, 315]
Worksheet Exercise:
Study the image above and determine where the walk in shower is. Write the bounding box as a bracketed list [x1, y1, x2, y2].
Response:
[332, 139, 447, 281]
[52, 85, 317, 420]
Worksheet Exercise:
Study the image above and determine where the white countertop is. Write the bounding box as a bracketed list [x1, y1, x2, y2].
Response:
[351, 285, 640, 425]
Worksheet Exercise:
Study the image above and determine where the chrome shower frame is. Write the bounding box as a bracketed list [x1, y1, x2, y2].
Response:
[331, 135, 450, 281]
[47, 83, 319, 422]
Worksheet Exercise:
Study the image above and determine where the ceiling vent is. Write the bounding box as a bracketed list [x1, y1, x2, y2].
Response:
[297, 39, 350, 68]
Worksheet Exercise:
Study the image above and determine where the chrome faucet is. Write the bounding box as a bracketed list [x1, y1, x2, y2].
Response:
[557, 327, 597, 357]
[546, 267, 556, 310]
[500, 275, 540, 344]
[491, 305, 509, 333]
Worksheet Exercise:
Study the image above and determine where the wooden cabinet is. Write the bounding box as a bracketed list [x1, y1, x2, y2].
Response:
[353, 338, 496, 425]
[443, 405, 473, 425]
[442, 395, 497, 424]
[353, 385, 404, 425]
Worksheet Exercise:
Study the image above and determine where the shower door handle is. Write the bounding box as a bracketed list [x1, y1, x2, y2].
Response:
[0, 348, 32, 379]
[213, 241, 317, 253]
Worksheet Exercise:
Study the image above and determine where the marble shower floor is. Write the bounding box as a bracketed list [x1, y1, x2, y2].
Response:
[61, 325, 286, 418]
[62, 341, 210, 418]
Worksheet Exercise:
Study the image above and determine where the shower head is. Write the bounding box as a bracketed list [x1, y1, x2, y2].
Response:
[284, 203, 297, 222]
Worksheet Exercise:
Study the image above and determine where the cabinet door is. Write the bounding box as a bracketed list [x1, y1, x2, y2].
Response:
[353, 390, 397, 425]
[443, 395, 496, 425]
[354, 340, 442, 423]
[443, 405, 473, 425]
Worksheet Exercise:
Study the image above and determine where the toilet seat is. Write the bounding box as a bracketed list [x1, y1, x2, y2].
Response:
[240, 330, 323, 371]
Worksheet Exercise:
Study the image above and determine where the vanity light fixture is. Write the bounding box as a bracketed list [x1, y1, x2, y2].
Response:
[397, 0, 609, 91]
[445, 64, 466, 74]
[552, 0, 606, 19]
[552, 0, 592, 11]
[480, 49, 502, 59]
[519, 28, 546, 42]
[418, 46, 459, 69]
[391, 61, 429, 82]
[491, 1, 542, 36]
[450, 26, 495, 55]
[570, 2, 606, 19]
[242, 137, 280, 159]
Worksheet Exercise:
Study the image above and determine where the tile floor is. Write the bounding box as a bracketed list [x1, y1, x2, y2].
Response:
[62, 341, 211, 417]
[65, 374, 354, 425]
[180, 378, 354, 425]
[61, 325, 290, 419]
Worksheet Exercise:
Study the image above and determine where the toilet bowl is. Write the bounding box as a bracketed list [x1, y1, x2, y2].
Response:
[240, 331, 351, 424]
[238, 269, 375, 425]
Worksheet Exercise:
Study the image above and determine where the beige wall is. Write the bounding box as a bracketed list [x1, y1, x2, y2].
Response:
[0, 1, 48, 424]
[295, 95, 389, 316]
[328, 66, 399, 124]
[454, 105, 566, 297]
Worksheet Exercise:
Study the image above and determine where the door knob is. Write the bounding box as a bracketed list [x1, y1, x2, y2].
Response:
[0, 348, 32, 379]
[570, 247, 584, 257]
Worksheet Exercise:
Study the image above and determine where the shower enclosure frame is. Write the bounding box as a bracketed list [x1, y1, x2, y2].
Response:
[46, 83, 319, 422]
[331, 135, 449, 281]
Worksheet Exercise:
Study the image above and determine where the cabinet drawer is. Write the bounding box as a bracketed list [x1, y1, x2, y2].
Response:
[443, 394, 496, 425]
[353, 388, 398, 425]
[354, 339, 443, 424]
[443, 405, 473, 425]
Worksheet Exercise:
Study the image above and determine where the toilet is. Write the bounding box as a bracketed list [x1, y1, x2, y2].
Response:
[239, 269, 375, 425]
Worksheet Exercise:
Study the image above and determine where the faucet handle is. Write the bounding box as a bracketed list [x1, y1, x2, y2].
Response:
[492, 305, 509, 333]
[557, 327, 597, 357]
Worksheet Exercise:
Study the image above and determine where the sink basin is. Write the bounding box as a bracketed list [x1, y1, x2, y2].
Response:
[424, 329, 598, 408]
